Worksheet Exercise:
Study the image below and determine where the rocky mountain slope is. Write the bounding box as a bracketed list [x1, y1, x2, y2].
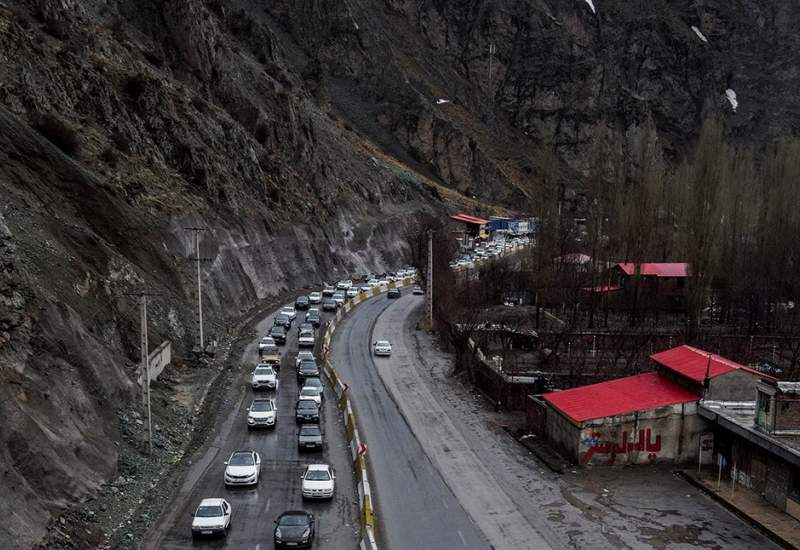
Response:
[0, 0, 797, 547]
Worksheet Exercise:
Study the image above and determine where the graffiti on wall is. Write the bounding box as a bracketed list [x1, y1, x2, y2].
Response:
[581, 428, 662, 464]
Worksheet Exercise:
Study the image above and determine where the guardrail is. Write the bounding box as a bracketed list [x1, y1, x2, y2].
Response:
[320, 278, 417, 550]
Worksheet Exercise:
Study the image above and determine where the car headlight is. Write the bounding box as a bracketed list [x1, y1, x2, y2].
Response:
[275, 527, 282, 539]
[248, 418, 255, 424]
[301, 527, 311, 540]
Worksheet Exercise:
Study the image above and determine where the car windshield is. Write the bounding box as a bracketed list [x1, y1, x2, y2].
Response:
[306, 469, 330, 481]
[275, 315, 288, 322]
[300, 359, 317, 367]
[298, 401, 317, 410]
[300, 331, 313, 338]
[255, 367, 273, 375]
[251, 400, 273, 412]
[376, 341, 390, 347]
[300, 388, 319, 396]
[304, 378, 321, 387]
[271, 327, 284, 334]
[263, 345, 278, 354]
[196, 505, 222, 517]
[279, 514, 309, 526]
[300, 425, 321, 436]
[229, 453, 255, 466]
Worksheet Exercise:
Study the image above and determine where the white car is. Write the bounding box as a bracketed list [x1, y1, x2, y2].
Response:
[336, 280, 352, 290]
[308, 292, 322, 304]
[373, 340, 392, 356]
[296, 351, 315, 368]
[251, 364, 277, 390]
[280, 306, 297, 321]
[298, 329, 315, 348]
[412, 286, 424, 295]
[377, 279, 389, 287]
[360, 285, 371, 293]
[332, 291, 345, 306]
[247, 398, 276, 428]
[346, 287, 359, 298]
[367, 279, 380, 288]
[191, 498, 231, 538]
[224, 450, 261, 486]
[301, 464, 336, 500]
[299, 385, 323, 405]
[258, 336, 275, 350]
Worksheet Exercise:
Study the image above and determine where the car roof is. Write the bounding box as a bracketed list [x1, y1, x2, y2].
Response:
[306, 464, 330, 471]
[199, 498, 225, 507]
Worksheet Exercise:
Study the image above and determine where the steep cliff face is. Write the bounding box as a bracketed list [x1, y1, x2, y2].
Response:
[0, 0, 797, 547]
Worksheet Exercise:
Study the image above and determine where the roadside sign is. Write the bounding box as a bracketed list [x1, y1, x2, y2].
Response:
[358, 443, 367, 456]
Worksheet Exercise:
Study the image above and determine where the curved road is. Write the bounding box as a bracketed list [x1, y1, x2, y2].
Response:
[143, 303, 359, 549]
[330, 296, 489, 550]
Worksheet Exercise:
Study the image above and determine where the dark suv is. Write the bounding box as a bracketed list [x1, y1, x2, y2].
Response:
[274, 314, 292, 329]
[388, 288, 401, 299]
[295, 400, 320, 424]
[295, 295, 310, 310]
[270, 325, 287, 344]
[297, 360, 320, 384]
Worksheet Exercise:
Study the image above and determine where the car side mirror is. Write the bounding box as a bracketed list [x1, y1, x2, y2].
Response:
[225, 510, 230, 515]
[190, 512, 195, 517]
[223, 461, 228, 465]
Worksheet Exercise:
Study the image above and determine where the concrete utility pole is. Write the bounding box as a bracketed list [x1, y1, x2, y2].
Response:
[427, 230, 434, 330]
[487, 40, 496, 94]
[184, 227, 209, 352]
[125, 291, 160, 455]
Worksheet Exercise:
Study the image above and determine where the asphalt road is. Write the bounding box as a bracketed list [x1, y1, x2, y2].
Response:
[330, 296, 489, 550]
[142, 303, 360, 550]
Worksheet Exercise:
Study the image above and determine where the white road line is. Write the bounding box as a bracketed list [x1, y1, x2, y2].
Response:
[458, 529, 467, 547]
[264, 497, 271, 513]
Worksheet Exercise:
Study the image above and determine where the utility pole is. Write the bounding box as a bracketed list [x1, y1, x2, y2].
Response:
[487, 40, 496, 95]
[427, 230, 434, 330]
[126, 291, 160, 455]
[184, 227, 210, 352]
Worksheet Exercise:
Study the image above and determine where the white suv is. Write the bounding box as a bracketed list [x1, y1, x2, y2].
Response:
[191, 498, 231, 538]
[336, 280, 352, 290]
[301, 464, 336, 499]
[247, 398, 276, 429]
[224, 450, 261, 486]
[280, 306, 297, 321]
[251, 364, 277, 390]
[309, 291, 322, 304]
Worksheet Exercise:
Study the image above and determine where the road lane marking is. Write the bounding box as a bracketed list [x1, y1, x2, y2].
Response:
[457, 529, 467, 547]
[264, 498, 271, 513]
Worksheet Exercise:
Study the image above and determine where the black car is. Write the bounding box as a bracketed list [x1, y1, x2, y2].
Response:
[294, 295, 310, 310]
[297, 424, 323, 451]
[274, 511, 315, 549]
[321, 298, 337, 312]
[388, 287, 401, 299]
[297, 322, 314, 335]
[274, 314, 292, 329]
[306, 311, 321, 327]
[270, 325, 287, 344]
[297, 359, 320, 384]
[295, 400, 320, 424]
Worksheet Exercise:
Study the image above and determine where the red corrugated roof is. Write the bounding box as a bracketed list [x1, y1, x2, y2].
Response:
[617, 263, 689, 277]
[542, 372, 698, 423]
[450, 213, 490, 225]
[650, 345, 775, 383]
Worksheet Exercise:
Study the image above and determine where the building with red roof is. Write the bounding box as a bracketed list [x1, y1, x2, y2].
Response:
[651, 345, 774, 402]
[609, 262, 690, 310]
[539, 371, 705, 466]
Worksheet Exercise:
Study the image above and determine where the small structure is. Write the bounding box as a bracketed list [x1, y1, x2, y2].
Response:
[700, 379, 800, 521]
[487, 216, 535, 236]
[540, 372, 704, 465]
[450, 213, 490, 247]
[652, 345, 771, 401]
[611, 262, 689, 309]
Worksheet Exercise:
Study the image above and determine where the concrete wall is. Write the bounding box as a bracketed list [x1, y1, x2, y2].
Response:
[136, 340, 172, 386]
[575, 402, 708, 466]
[775, 393, 800, 433]
[708, 369, 761, 401]
[546, 408, 580, 460]
[727, 432, 796, 512]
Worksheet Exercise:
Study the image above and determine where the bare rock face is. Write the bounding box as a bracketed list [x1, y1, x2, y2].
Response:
[161, 0, 219, 80]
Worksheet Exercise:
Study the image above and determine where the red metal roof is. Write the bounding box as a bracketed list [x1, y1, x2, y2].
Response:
[650, 345, 775, 383]
[450, 213, 490, 225]
[617, 263, 689, 277]
[542, 372, 698, 423]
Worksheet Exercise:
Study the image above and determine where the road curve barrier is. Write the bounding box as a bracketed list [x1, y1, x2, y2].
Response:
[319, 277, 418, 550]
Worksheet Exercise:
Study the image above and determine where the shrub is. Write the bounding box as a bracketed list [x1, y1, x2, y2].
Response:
[100, 147, 118, 166]
[254, 122, 269, 144]
[32, 113, 81, 157]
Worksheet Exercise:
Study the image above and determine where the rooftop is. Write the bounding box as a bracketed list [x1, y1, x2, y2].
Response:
[617, 262, 689, 277]
[450, 213, 490, 225]
[650, 345, 773, 383]
[543, 372, 698, 423]
[699, 401, 800, 467]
